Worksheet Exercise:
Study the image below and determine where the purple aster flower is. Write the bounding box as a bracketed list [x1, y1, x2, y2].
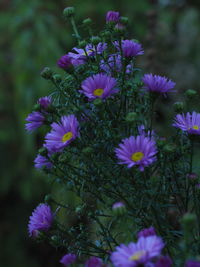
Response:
[57, 54, 72, 69]
[114, 40, 144, 58]
[137, 227, 156, 238]
[173, 112, 200, 135]
[60, 253, 76, 266]
[80, 73, 118, 100]
[106, 11, 120, 23]
[68, 43, 107, 63]
[25, 111, 45, 132]
[185, 260, 200, 267]
[28, 203, 53, 237]
[100, 54, 132, 74]
[142, 74, 176, 94]
[34, 154, 52, 169]
[112, 202, 125, 210]
[44, 114, 79, 153]
[115, 135, 157, 171]
[111, 235, 164, 267]
[155, 256, 172, 267]
[38, 96, 52, 109]
[85, 256, 103, 267]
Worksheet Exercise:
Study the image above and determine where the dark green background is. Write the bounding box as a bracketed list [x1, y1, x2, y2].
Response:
[1, 0, 200, 266]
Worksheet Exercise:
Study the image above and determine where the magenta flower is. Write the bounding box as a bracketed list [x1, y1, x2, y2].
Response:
[137, 227, 156, 238]
[80, 73, 118, 100]
[44, 115, 79, 153]
[25, 111, 45, 132]
[114, 40, 144, 58]
[155, 256, 172, 267]
[142, 74, 176, 94]
[38, 96, 52, 109]
[106, 11, 120, 23]
[185, 260, 200, 267]
[60, 254, 76, 266]
[28, 203, 53, 237]
[34, 154, 52, 169]
[173, 112, 200, 135]
[110, 235, 164, 267]
[57, 54, 72, 69]
[85, 256, 103, 267]
[115, 135, 157, 171]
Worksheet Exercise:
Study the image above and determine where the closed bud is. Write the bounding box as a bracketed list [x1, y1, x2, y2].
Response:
[40, 67, 53, 80]
[33, 103, 41, 111]
[181, 213, 197, 233]
[112, 202, 126, 216]
[44, 194, 52, 203]
[93, 98, 103, 106]
[173, 101, 184, 112]
[114, 25, 125, 35]
[125, 112, 137, 122]
[91, 36, 101, 45]
[38, 147, 48, 156]
[120, 16, 129, 25]
[82, 147, 94, 154]
[63, 7, 75, 18]
[51, 235, 61, 246]
[185, 89, 197, 98]
[79, 40, 87, 48]
[163, 144, 176, 153]
[53, 74, 62, 83]
[101, 30, 111, 39]
[58, 153, 70, 163]
[82, 18, 92, 26]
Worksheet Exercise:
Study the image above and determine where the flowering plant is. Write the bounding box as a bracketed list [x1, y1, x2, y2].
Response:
[26, 7, 200, 266]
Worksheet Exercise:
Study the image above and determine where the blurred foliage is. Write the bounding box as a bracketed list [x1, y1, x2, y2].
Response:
[1, 0, 200, 266]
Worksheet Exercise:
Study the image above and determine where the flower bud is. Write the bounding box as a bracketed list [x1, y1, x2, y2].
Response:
[181, 213, 197, 231]
[125, 112, 137, 122]
[91, 36, 101, 45]
[173, 101, 184, 112]
[106, 11, 120, 23]
[38, 147, 48, 157]
[82, 147, 94, 154]
[163, 144, 176, 153]
[44, 194, 52, 203]
[101, 30, 111, 39]
[93, 98, 103, 106]
[187, 173, 198, 185]
[112, 202, 126, 216]
[63, 7, 75, 18]
[114, 25, 125, 35]
[185, 89, 197, 98]
[82, 18, 92, 26]
[51, 235, 61, 247]
[53, 74, 62, 83]
[40, 67, 53, 80]
[78, 40, 87, 48]
[33, 103, 41, 111]
[120, 16, 129, 25]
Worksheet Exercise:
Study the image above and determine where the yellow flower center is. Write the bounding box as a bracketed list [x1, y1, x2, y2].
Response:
[129, 250, 145, 261]
[193, 125, 199, 130]
[131, 152, 144, 162]
[62, 131, 73, 142]
[93, 88, 104, 96]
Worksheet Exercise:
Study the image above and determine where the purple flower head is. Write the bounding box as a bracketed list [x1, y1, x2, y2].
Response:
[137, 227, 156, 238]
[80, 73, 118, 100]
[28, 203, 53, 237]
[38, 96, 52, 109]
[114, 40, 144, 57]
[57, 54, 72, 69]
[44, 115, 79, 153]
[34, 154, 52, 169]
[100, 54, 132, 74]
[112, 202, 125, 210]
[60, 254, 76, 266]
[173, 112, 200, 135]
[85, 256, 103, 267]
[111, 235, 164, 267]
[196, 183, 200, 189]
[25, 111, 45, 132]
[68, 43, 107, 64]
[185, 260, 200, 267]
[142, 74, 176, 94]
[115, 135, 157, 171]
[155, 256, 172, 267]
[106, 11, 120, 23]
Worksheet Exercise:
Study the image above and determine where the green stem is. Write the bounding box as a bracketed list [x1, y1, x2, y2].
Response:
[70, 17, 81, 40]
